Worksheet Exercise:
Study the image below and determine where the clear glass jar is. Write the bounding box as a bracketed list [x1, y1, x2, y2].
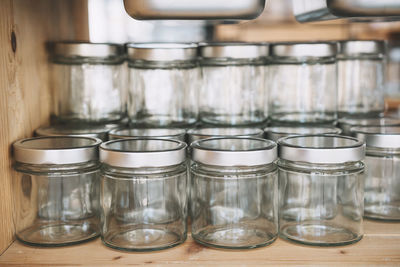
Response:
[199, 43, 268, 126]
[269, 42, 338, 125]
[264, 126, 342, 141]
[51, 42, 126, 124]
[187, 127, 263, 144]
[100, 139, 188, 251]
[190, 137, 278, 249]
[338, 40, 386, 118]
[278, 135, 365, 246]
[35, 124, 120, 141]
[127, 43, 200, 127]
[109, 128, 186, 141]
[338, 117, 400, 136]
[352, 126, 400, 221]
[13, 136, 102, 246]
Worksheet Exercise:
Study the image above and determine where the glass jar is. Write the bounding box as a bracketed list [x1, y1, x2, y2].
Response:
[51, 42, 126, 124]
[338, 117, 400, 136]
[187, 127, 264, 144]
[190, 137, 278, 249]
[127, 43, 200, 127]
[199, 43, 268, 126]
[109, 128, 186, 141]
[338, 40, 386, 118]
[269, 42, 338, 125]
[35, 124, 120, 141]
[278, 135, 365, 246]
[100, 139, 188, 251]
[13, 136, 101, 246]
[264, 126, 342, 141]
[351, 126, 400, 221]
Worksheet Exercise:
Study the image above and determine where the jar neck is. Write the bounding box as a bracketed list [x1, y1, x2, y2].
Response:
[366, 146, 400, 157]
[270, 56, 335, 65]
[52, 55, 124, 65]
[191, 161, 276, 176]
[128, 60, 197, 69]
[200, 57, 265, 66]
[102, 162, 187, 177]
[277, 159, 364, 173]
[14, 160, 100, 174]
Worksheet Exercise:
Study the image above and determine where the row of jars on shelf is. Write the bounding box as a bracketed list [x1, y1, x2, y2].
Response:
[50, 40, 386, 127]
[12, 122, 400, 250]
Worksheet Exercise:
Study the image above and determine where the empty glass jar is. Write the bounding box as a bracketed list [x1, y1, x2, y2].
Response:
[338, 117, 400, 136]
[100, 139, 188, 251]
[127, 43, 200, 127]
[51, 42, 126, 124]
[338, 40, 386, 118]
[109, 128, 186, 141]
[352, 126, 400, 221]
[187, 127, 263, 144]
[278, 135, 365, 246]
[264, 126, 341, 141]
[190, 137, 278, 249]
[199, 43, 268, 126]
[35, 124, 119, 141]
[13, 136, 101, 246]
[269, 42, 338, 125]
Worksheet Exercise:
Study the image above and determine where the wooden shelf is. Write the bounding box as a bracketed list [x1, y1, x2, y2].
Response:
[1, 220, 399, 266]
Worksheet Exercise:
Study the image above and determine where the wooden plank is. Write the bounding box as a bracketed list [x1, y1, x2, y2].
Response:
[1, 220, 399, 266]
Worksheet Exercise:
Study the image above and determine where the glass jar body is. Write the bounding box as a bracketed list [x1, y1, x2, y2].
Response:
[199, 60, 267, 126]
[101, 163, 188, 251]
[190, 162, 278, 249]
[364, 149, 400, 221]
[338, 57, 385, 118]
[278, 159, 364, 246]
[128, 62, 200, 127]
[14, 161, 101, 246]
[51, 58, 126, 124]
[268, 59, 337, 125]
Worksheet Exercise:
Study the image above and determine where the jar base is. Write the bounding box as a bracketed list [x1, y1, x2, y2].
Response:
[102, 228, 186, 252]
[365, 204, 400, 221]
[280, 223, 363, 246]
[192, 225, 277, 249]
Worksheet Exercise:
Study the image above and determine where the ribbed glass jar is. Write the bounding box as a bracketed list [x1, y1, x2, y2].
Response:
[100, 139, 188, 251]
[190, 137, 278, 249]
[278, 135, 365, 246]
[13, 136, 102, 246]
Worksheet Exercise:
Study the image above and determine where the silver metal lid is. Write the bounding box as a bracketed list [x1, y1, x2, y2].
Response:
[270, 42, 338, 58]
[53, 42, 124, 58]
[187, 127, 264, 144]
[191, 137, 277, 166]
[264, 127, 342, 142]
[35, 125, 112, 141]
[338, 117, 400, 134]
[100, 138, 187, 168]
[13, 136, 101, 165]
[351, 126, 400, 149]
[109, 128, 186, 141]
[199, 43, 268, 59]
[127, 43, 198, 61]
[339, 40, 386, 56]
[279, 135, 365, 164]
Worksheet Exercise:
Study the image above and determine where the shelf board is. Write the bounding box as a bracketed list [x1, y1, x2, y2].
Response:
[1, 220, 399, 266]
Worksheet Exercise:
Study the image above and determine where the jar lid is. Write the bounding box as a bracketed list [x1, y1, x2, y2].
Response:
[351, 126, 400, 149]
[270, 42, 338, 58]
[187, 127, 264, 144]
[127, 43, 198, 61]
[100, 138, 187, 168]
[53, 42, 124, 58]
[264, 127, 342, 142]
[339, 40, 386, 56]
[191, 137, 277, 167]
[35, 125, 114, 141]
[109, 128, 186, 141]
[199, 42, 268, 59]
[13, 136, 101, 165]
[278, 135, 365, 164]
[338, 117, 400, 128]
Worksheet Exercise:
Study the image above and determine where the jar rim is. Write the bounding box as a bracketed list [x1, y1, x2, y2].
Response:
[338, 117, 400, 127]
[127, 42, 198, 62]
[35, 125, 113, 141]
[270, 41, 338, 58]
[109, 128, 186, 141]
[187, 127, 263, 144]
[338, 40, 386, 56]
[264, 126, 342, 141]
[52, 42, 124, 58]
[199, 42, 268, 59]
[351, 126, 400, 149]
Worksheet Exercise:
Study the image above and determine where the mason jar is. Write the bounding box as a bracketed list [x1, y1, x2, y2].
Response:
[13, 136, 101, 246]
[51, 42, 126, 124]
[100, 139, 188, 251]
[352, 126, 400, 221]
[187, 127, 264, 144]
[338, 40, 386, 118]
[109, 128, 186, 141]
[199, 43, 268, 126]
[278, 135, 365, 246]
[269, 42, 338, 125]
[264, 126, 342, 141]
[338, 117, 400, 136]
[35, 124, 120, 141]
[127, 43, 200, 127]
[190, 137, 278, 249]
